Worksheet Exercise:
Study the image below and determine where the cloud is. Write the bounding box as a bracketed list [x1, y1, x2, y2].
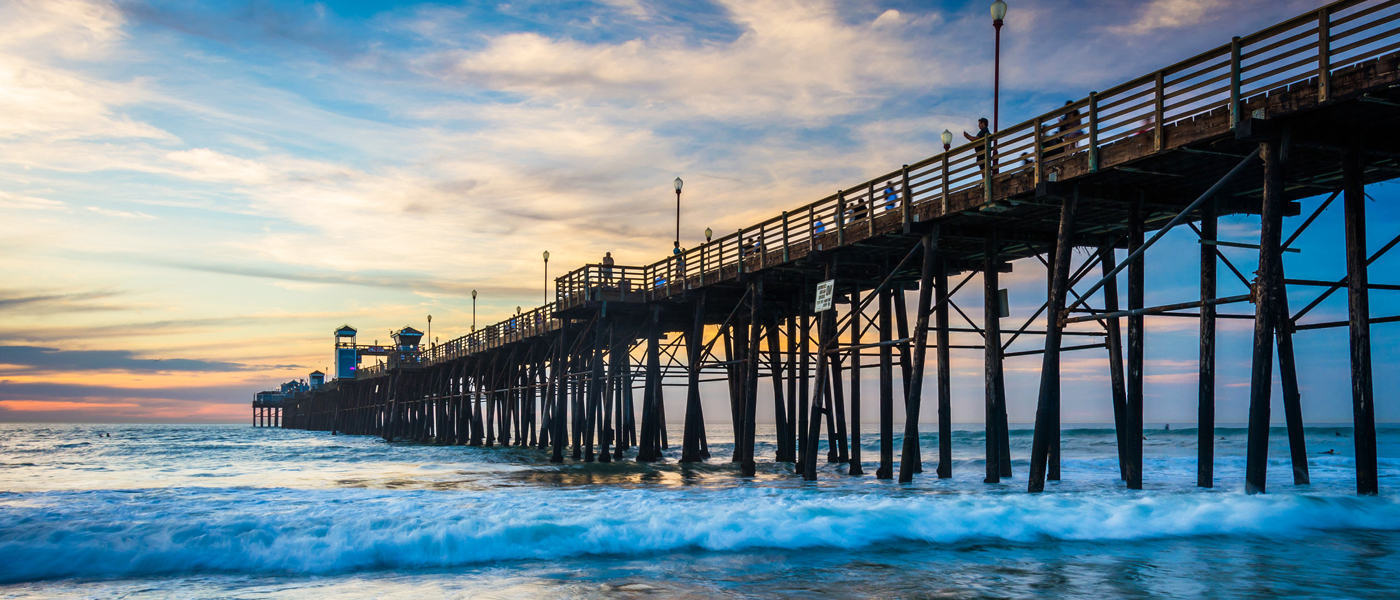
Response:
[85, 205, 154, 219]
[0, 345, 250, 373]
[0, 400, 138, 411]
[412, 0, 945, 122]
[0, 289, 123, 314]
[0, 191, 67, 210]
[1109, 0, 1228, 35]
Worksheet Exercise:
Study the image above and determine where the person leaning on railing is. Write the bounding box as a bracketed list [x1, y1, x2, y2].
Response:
[963, 117, 991, 176]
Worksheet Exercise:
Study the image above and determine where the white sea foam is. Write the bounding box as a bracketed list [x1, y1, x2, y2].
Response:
[2, 485, 1397, 583]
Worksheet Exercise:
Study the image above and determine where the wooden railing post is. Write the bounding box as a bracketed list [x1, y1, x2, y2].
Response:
[836, 191, 846, 246]
[1088, 91, 1100, 172]
[983, 135, 994, 203]
[867, 181, 877, 237]
[941, 152, 950, 214]
[1154, 71, 1165, 152]
[1230, 36, 1243, 129]
[1318, 8, 1331, 102]
[1034, 116, 1045, 184]
[737, 229, 745, 274]
[759, 224, 767, 269]
[782, 211, 790, 262]
[900, 164, 912, 233]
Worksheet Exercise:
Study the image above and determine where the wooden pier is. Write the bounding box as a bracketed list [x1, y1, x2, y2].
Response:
[276, 0, 1398, 495]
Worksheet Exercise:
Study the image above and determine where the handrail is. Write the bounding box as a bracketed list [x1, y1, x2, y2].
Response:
[376, 0, 1395, 372]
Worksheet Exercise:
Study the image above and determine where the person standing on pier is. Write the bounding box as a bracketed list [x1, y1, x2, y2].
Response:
[673, 241, 686, 279]
[964, 118, 992, 176]
[602, 252, 614, 283]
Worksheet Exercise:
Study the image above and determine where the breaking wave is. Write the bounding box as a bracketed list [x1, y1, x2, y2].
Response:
[2, 486, 1397, 583]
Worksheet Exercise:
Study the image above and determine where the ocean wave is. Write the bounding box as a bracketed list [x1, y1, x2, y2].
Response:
[2, 486, 1397, 583]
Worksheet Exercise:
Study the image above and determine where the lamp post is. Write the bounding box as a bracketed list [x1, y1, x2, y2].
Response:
[542, 250, 550, 304]
[991, 0, 1007, 132]
[673, 177, 684, 246]
[427, 314, 432, 348]
[705, 227, 713, 243]
[941, 129, 953, 152]
[471, 290, 477, 331]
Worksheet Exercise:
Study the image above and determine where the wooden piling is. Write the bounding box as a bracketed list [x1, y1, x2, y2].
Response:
[1344, 142, 1379, 496]
[1246, 141, 1284, 495]
[899, 231, 938, 483]
[1275, 288, 1309, 484]
[935, 256, 952, 479]
[768, 316, 790, 462]
[983, 237, 1005, 483]
[741, 278, 763, 476]
[830, 353, 850, 463]
[877, 284, 895, 479]
[1127, 197, 1145, 490]
[1029, 190, 1078, 493]
[803, 264, 834, 481]
[894, 282, 918, 474]
[849, 288, 865, 476]
[1198, 203, 1216, 488]
[682, 293, 708, 463]
[1099, 242, 1130, 482]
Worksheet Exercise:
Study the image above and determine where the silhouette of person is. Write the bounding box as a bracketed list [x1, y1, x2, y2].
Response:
[964, 118, 992, 176]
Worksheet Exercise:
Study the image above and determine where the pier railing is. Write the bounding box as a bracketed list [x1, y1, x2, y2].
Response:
[555, 263, 649, 310]
[419, 0, 1397, 369]
[628, 0, 1398, 301]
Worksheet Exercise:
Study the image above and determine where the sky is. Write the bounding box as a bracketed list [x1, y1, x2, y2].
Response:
[2, 0, 1396, 425]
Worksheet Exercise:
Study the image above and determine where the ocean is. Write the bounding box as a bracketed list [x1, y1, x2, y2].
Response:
[1, 422, 1397, 598]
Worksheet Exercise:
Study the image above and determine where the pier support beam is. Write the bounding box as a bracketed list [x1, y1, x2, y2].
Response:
[936, 256, 953, 479]
[639, 306, 662, 462]
[1246, 141, 1285, 495]
[786, 312, 800, 465]
[1029, 189, 1078, 493]
[681, 293, 708, 463]
[1100, 242, 1130, 481]
[769, 315, 792, 463]
[1345, 142, 1379, 496]
[1127, 197, 1145, 490]
[551, 321, 569, 462]
[741, 278, 763, 477]
[1277, 287, 1309, 484]
[894, 286, 916, 474]
[849, 288, 864, 476]
[983, 236, 1009, 483]
[899, 230, 939, 482]
[803, 264, 835, 481]
[876, 284, 895, 479]
[1198, 202, 1217, 487]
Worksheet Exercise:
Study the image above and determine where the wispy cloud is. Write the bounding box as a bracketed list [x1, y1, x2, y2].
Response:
[0, 289, 124, 314]
[0, 345, 250, 373]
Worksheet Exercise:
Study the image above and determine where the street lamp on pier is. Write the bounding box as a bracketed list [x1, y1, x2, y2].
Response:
[471, 290, 477, 331]
[942, 129, 953, 152]
[673, 177, 684, 246]
[991, 1, 1008, 132]
[542, 250, 550, 304]
[705, 227, 713, 243]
